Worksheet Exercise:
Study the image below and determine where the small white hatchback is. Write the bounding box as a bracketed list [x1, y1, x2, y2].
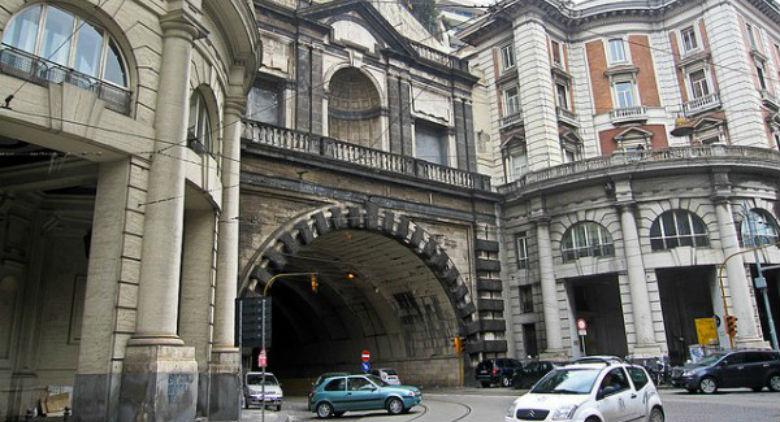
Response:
[504, 357, 664, 422]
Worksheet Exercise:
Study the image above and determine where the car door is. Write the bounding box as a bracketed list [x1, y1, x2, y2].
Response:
[596, 367, 634, 422]
[719, 353, 747, 388]
[346, 376, 380, 411]
[322, 377, 348, 412]
[744, 352, 774, 388]
[626, 366, 651, 420]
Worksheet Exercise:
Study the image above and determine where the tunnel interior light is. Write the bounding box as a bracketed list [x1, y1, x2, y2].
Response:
[345, 272, 356, 280]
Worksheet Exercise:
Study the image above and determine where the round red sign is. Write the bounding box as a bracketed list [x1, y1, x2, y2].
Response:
[576, 318, 587, 331]
[258, 349, 267, 367]
[361, 350, 371, 362]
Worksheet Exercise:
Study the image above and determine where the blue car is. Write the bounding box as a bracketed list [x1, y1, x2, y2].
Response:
[308, 374, 422, 418]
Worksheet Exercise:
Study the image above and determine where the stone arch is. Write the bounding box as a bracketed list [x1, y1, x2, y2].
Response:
[323, 63, 386, 105]
[325, 66, 385, 149]
[239, 202, 477, 333]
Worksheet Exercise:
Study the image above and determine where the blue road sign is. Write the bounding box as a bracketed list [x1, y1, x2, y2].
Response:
[361, 361, 371, 373]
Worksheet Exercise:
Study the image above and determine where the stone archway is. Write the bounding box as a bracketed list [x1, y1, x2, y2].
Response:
[239, 203, 476, 386]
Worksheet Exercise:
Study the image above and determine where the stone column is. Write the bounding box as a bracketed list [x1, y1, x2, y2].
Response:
[119, 12, 201, 422]
[713, 198, 766, 346]
[617, 202, 662, 356]
[535, 219, 564, 355]
[209, 90, 245, 421]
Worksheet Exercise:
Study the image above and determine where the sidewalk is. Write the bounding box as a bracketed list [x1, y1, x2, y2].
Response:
[240, 409, 289, 421]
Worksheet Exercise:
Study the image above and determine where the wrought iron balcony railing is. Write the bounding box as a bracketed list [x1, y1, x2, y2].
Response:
[609, 106, 647, 123]
[242, 120, 491, 191]
[683, 92, 721, 116]
[0, 44, 131, 115]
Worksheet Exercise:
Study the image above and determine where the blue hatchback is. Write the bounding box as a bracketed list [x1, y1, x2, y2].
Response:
[308, 374, 422, 418]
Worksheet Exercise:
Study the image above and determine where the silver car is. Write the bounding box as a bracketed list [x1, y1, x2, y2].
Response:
[243, 371, 283, 411]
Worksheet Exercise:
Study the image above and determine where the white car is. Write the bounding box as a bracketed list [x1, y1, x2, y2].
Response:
[505, 357, 664, 422]
[370, 368, 402, 386]
[244, 371, 284, 411]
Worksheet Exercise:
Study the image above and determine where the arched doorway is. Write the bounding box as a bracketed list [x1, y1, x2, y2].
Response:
[328, 68, 382, 149]
[241, 205, 475, 387]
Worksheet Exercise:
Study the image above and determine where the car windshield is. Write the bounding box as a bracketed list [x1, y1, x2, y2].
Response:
[247, 374, 278, 386]
[383, 369, 398, 376]
[367, 375, 388, 386]
[694, 353, 725, 367]
[531, 368, 600, 394]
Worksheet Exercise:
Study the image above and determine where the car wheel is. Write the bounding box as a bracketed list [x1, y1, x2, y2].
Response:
[501, 376, 512, 388]
[316, 402, 334, 419]
[769, 374, 780, 392]
[699, 377, 718, 394]
[386, 397, 404, 415]
[480, 381, 491, 388]
[648, 406, 664, 422]
[585, 417, 602, 422]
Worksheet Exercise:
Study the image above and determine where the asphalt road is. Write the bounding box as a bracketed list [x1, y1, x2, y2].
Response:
[243, 388, 780, 421]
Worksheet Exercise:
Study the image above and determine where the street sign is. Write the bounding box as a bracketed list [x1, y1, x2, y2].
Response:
[714, 314, 721, 327]
[361, 350, 371, 363]
[361, 361, 371, 373]
[576, 318, 587, 331]
[235, 297, 272, 348]
[258, 349, 268, 368]
[577, 329, 587, 336]
[695, 317, 718, 346]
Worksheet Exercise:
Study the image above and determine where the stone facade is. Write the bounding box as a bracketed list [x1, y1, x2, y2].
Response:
[0, 0, 256, 420]
[463, 0, 780, 361]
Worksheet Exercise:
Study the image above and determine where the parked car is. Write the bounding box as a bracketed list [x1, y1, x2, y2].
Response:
[244, 371, 283, 410]
[504, 357, 664, 422]
[308, 374, 422, 418]
[510, 360, 561, 389]
[671, 350, 780, 393]
[626, 355, 671, 386]
[370, 368, 401, 385]
[475, 358, 523, 387]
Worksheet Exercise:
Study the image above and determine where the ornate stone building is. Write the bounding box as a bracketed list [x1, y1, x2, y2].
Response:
[462, 0, 780, 363]
[0, 0, 256, 420]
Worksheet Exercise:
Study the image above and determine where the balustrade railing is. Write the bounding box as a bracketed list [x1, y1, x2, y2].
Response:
[609, 106, 647, 122]
[243, 120, 491, 190]
[499, 145, 780, 194]
[0, 44, 132, 114]
[408, 41, 468, 72]
[683, 93, 721, 116]
[556, 107, 578, 126]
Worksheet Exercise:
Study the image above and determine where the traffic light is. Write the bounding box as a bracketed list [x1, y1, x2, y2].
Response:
[452, 336, 463, 355]
[310, 273, 318, 293]
[726, 315, 738, 337]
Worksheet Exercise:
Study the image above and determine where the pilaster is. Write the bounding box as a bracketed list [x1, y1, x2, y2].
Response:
[530, 197, 564, 356]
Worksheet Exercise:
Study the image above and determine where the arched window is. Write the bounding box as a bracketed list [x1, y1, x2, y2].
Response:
[561, 222, 614, 262]
[188, 90, 213, 154]
[2, 4, 128, 86]
[740, 209, 779, 247]
[649, 210, 709, 250]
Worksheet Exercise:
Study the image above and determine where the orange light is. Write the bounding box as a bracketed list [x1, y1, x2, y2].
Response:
[310, 273, 318, 293]
[345, 273, 356, 280]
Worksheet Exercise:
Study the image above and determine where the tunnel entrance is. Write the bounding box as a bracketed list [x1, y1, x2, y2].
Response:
[248, 228, 464, 390]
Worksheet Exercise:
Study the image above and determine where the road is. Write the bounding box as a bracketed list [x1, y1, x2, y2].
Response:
[243, 388, 780, 421]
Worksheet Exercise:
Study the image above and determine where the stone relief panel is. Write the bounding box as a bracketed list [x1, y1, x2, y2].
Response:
[412, 87, 452, 126]
[331, 20, 378, 53]
[261, 35, 291, 75]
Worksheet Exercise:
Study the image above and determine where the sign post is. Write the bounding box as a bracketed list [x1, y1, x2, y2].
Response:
[576, 318, 588, 356]
[361, 350, 371, 373]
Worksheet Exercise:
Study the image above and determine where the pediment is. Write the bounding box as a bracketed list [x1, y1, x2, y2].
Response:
[300, 0, 417, 57]
[614, 126, 653, 141]
[692, 116, 724, 130]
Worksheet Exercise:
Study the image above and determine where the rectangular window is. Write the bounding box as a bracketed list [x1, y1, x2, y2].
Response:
[522, 323, 538, 357]
[756, 62, 768, 90]
[746, 23, 757, 50]
[515, 231, 528, 268]
[503, 86, 521, 116]
[414, 120, 448, 166]
[500, 44, 515, 71]
[509, 148, 528, 181]
[774, 132, 780, 150]
[518, 285, 534, 313]
[551, 40, 563, 67]
[681, 26, 698, 53]
[247, 80, 284, 125]
[689, 69, 710, 98]
[614, 81, 636, 108]
[556, 82, 569, 110]
[562, 147, 576, 163]
[608, 38, 627, 64]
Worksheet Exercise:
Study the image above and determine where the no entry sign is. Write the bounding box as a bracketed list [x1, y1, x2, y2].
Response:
[361, 350, 371, 363]
[576, 318, 587, 336]
[258, 349, 267, 368]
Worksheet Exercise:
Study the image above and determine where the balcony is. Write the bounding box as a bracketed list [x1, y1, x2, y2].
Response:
[500, 110, 523, 129]
[499, 145, 780, 196]
[556, 107, 578, 127]
[0, 44, 131, 114]
[407, 41, 469, 72]
[683, 93, 721, 116]
[242, 120, 491, 191]
[609, 106, 647, 124]
[760, 89, 779, 111]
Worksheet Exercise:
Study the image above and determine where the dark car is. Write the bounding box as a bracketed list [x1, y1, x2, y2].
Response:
[475, 358, 522, 387]
[510, 360, 561, 389]
[671, 350, 780, 393]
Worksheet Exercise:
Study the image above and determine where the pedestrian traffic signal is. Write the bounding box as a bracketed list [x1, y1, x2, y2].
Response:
[452, 336, 464, 355]
[726, 315, 738, 337]
[310, 273, 318, 293]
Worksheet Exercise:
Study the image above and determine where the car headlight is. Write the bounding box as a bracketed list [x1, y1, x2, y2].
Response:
[551, 404, 578, 421]
[406, 391, 416, 397]
[505, 404, 515, 418]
